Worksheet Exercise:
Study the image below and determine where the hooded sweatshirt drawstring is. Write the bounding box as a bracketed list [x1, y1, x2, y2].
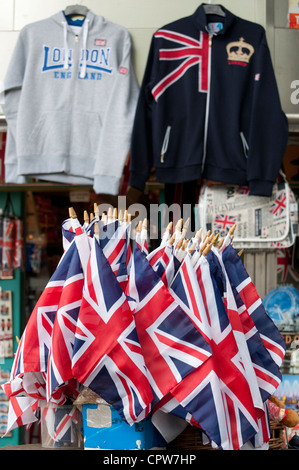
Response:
[80, 18, 89, 78]
[62, 16, 90, 78]
[62, 20, 69, 70]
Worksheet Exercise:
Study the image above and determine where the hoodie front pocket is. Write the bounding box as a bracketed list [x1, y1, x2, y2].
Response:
[25, 111, 70, 156]
[160, 126, 171, 163]
[70, 111, 102, 159]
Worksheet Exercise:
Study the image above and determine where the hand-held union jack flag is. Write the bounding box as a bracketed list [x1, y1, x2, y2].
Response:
[128, 244, 212, 407]
[47, 229, 91, 403]
[3, 241, 80, 404]
[71, 237, 153, 425]
[168, 254, 260, 450]
[221, 244, 286, 368]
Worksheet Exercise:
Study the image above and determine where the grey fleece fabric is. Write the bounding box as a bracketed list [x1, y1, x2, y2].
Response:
[2, 10, 139, 194]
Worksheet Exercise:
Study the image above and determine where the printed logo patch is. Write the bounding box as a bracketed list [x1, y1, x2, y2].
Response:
[95, 39, 106, 46]
[226, 37, 254, 67]
[119, 67, 128, 75]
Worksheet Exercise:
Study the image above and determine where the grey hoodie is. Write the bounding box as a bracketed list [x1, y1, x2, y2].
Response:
[3, 10, 139, 194]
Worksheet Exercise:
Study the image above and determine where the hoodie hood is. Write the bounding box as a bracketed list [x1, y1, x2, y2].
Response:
[3, 9, 139, 194]
[51, 10, 103, 78]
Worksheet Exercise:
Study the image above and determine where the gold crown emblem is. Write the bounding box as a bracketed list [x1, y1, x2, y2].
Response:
[226, 37, 255, 65]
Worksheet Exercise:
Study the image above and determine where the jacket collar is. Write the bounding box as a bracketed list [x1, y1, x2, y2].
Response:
[192, 3, 235, 35]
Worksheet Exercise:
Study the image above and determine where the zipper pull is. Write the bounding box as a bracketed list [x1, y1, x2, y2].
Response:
[160, 126, 171, 163]
[209, 34, 213, 47]
[75, 35, 79, 43]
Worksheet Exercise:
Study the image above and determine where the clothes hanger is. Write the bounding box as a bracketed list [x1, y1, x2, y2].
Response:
[203, 4, 226, 17]
[64, 4, 89, 17]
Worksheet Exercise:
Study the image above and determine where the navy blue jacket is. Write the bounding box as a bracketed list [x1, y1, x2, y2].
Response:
[129, 4, 288, 197]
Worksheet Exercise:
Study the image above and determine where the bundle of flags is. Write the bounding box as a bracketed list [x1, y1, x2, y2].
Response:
[2, 206, 286, 450]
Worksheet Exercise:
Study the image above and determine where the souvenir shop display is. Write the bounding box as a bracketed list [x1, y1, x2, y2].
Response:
[0, 290, 13, 359]
[0, 367, 11, 437]
[2, 6, 139, 195]
[198, 172, 298, 250]
[0, 193, 24, 279]
[129, 3, 288, 199]
[1, 206, 290, 450]
[0, 2, 297, 452]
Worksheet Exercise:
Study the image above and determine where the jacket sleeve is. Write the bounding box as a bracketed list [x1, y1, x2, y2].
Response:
[245, 29, 288, 197]
[2, 31, 27, 184]
[129, 37, 157, 192]
[93, 31, 139, 195]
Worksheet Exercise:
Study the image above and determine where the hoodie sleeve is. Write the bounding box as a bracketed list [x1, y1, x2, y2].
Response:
[2, 31, 27, 184]
[92, 31, 139, 195]
[129, 37, 157, 192]
[245, 29, 288, 197]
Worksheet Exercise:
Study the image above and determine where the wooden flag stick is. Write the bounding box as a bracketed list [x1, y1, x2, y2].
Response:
[176, 236, 184, 250]
[182, 239, 189, 251]
[169, 234, 176, 246]
[199, 238, 209, 254]
[136, 220, 142, 233]
[83, 210, 89, 224]
[94, 220, 100, 241]
[102, 212, 108, 224]
[118, 209, 123, 222]
[113, 207, 118, 220]
[195, 228, 203, 240]
[69, 207, 77, 219]
[211, 233, 220, 246]
[142, 218, 147, 230]
[94, 203, 100, 219]
[229, 223, 237, 235]
[175, 218, 183, 232]
[188, 240, 197, 254]
[166, 221, 173, 233]
[217, 237, 224, 249]
[202, 230, 211, 243]
[107, 207, 113, 222]
[203, 243, 212, 257]
[182, 217, 190, 238]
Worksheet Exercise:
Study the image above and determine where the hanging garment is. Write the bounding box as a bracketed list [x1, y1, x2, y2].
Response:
[129, 4, 288, 197]
[3, 10, 139, 195]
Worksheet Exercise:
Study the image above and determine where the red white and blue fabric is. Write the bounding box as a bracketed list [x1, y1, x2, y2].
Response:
[135, 227, 148, 255]
[221, 244, 286, 369]
[268, 192, 287, 217]
[53, 405, 79, 445]
[4, 396, 39, 434]
[208, 248, 283, 404]
[98, 220, 132, 292]
[47, 228, 90, 403]
[61, 217, 85, 252]
[152, 30, 209, 100]
[128, 244, 212, 409]
[214, 214, 237, 231]
[2, 239, 85, 432]
[3, 241, 80, 404]
[168, 254, 260, 450]
[72, 236, 153, 425]
[154, 244, 181, 287]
